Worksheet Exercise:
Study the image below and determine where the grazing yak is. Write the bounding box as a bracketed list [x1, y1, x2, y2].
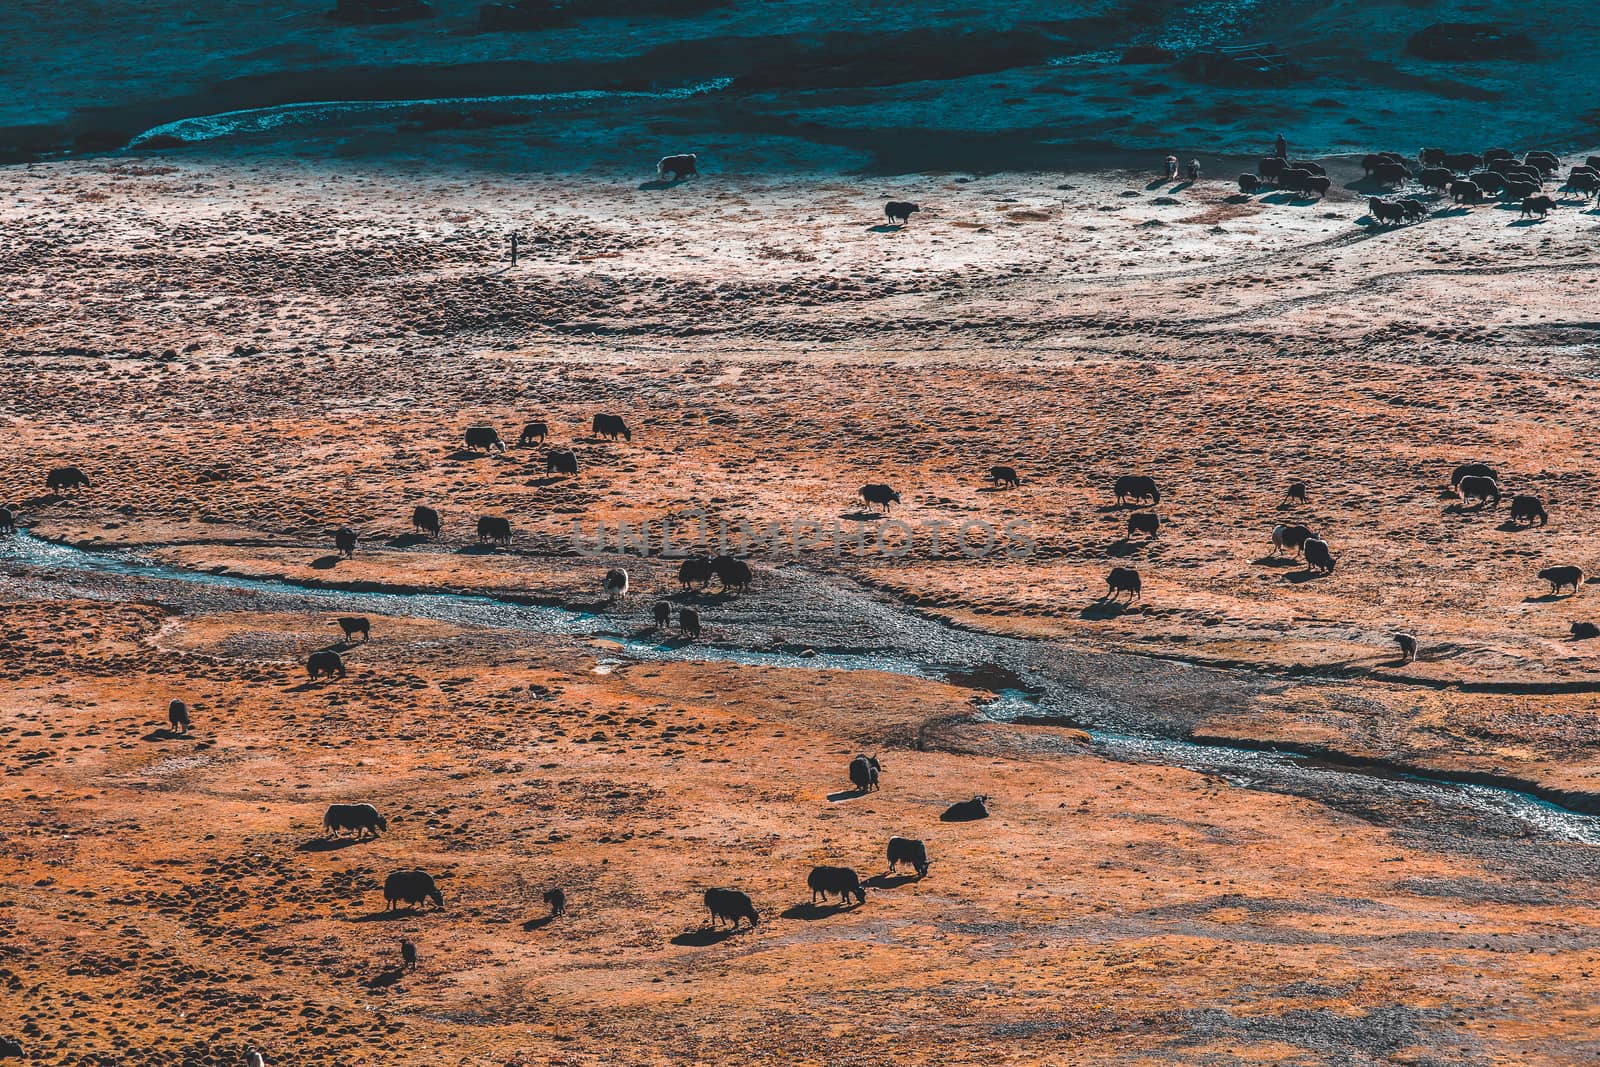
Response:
[335, 526, 358, 558]
[1451, 462, 1498, 487]
[886, 836, 930, 878]
[1443, 151, 1481, 173]
[1419, 167, 1454, 193]
[704, 887, 759, 928]
[46, 466, 90, 491]
[168, 699, 191, 734]
[1566, 172, 1600, 196]
[885, 201, 920, 225]
[1571, 622, 1600, 640]
[324, 802, 387, 840]
[1305, 175, 1331, 197]
[463, 426, 504, 453]
[543, 887, 566, 916]
[1276, 167, 1315, 195]
[1271, 523, 1316, 556]
[941, 795, 990, 821]
[1374, 160, 1411, 186]
[658, 153, 698, 181]
[0, 507, 13, 534]
[807, 865, 867, 906]
[1521, 195, 1556, 218]
[1510, 495, 1548, 526]
[477, 515, 512, 545]
[711, 554, 753, 592]
[849, 754, 881, 793]
[1127, 512, 1160, 538]
[1393, 632, 1418, 663]
[859, 483, 902, 513]
[1303, 537, 1336, 574]
[989, 465, 1020, 488]
[545, 449, 579, 475]
[678, 554, 714, 589]
[652, 601, 671, 628]
[1457, 475, 1501, 508]
[518, 421, 548, 446]
[680, 607, 702, 639]
[592, 413, 631, 441]
[1538, 566, 1584, 595]
[1238, 173, 1261, 194]
[333, 616, 371, 641]
[1502, 180, 1539, 202]
[1113, 475, 1160, 506]
[1259, 156, 1286, 179]
[1451, 179, 1486, 204]
[412, 505, 441, 538]
[604, 568, 629, 601]
[1469, 170, 1505, 193]
[384, 869, 444, 911]
[1368, 198, 1408, 225]
[1398, 198, 1428, 222]
[1105, 566, 1142, 601]
[1284, 481, 1307, 503]
[306, 650, 346, 680]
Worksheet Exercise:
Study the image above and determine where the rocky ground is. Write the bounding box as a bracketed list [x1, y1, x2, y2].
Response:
[6, 152, 1600, 1064]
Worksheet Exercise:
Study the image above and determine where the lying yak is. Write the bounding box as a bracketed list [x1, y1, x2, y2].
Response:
[941, 795, 990, 821]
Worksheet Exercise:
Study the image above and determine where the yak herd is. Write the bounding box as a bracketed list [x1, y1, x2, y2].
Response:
[1237, 146, 1598, 226]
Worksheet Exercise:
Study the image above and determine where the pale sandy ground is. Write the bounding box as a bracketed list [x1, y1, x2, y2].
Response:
[7, 154, 1600, 1064]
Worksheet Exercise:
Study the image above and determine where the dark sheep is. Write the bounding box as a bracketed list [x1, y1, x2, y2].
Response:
[412, 505, 442, 538]
[324, 802, 387, 840]
[1571, 622, 1600, 640]
[807, 865, 866, 906]
[1126, 512, 1160, 537]
[518, 421, 548, 446]
[848, 754, 881, 793]
[859, 483, 902, 512]
[335, 526, 358, 558]
[0, 507, 13, 534]
[1419, 167, 1454, 192]
[680, 607, 702, 639]
[886, 836, 930, 878]
[45, 466, 90, 491]
[1538, 566, 1584, 595]
[652, 601, 671, 628]
[1105, 566, 1142, 601]
[678, 554, 714, 589]
[1450, 180, 1485, 204]
[334, 616, 371, 641]
[1521, 195, 1555, 218]
[1303, 537, 1336, 574]
[1394, 632, 1417, 663]
[477, 515, 512, 545]
[545, 449, 579, 475]
[592, 413, 631, 441]
[543, 887, 566, 916]
[1271, 524, 1316, 556]
[463, 426, 504, 453]
[704, 887, 759, 928]
[306, 650, 346, 680]
[657, 153, 698, 181]
[168, 699, 190, 734]
[1509, 495, 1548, 526]
[1457, 475, 1501, 508]
[1451, 462, 1498, 487]
[384, 869, 444, 911]
[989, 465, 1020, 488]
[1284, 481, 1307, 503]
[711, 554, 753, 592]
[885, 201, 920, 224]
[1113, 475, 1159, 506]
[1238, 173, 1261, 194]
[941, 795, 990, 821]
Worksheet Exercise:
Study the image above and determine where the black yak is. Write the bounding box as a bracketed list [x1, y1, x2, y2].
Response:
[333, 616, 371, 641]
[886, 836, 930, 877]
[885, 201, 920, 224]
[324, 802, 387, 840]
[704, 887, 759, 928]
[658, 153, 698, 180]
[1113, 475, 1159, 505]
[306, 650, 346, 679]
[1538, 566, 1584, 595]
[477, 515, 512, 545]
[1105, 566, 1142, 601]
[859, 483, 901, 512]
[807, 866, 866, 906]
[412, 505, 442, 538]
[463, 426, 504, 452]
[592, 413, 631, 441]
[384, 869, 444, 911]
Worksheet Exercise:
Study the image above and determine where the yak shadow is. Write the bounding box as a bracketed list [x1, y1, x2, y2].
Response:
[352, 909, 420, 923]
[528, 475, 568, 487]
[1096, 502, 1132, 513]
[1251, 555, 1300, 568]
[1224, 193, 1254, 204]
[670, 927, 740, 946]
[781, 901, 855, 920]
[364, 967, 405, 989]
[826, 787, 869, 803]
[1497, 519, 1541, 532]
[386, 533, 433, 548]
[868, 223, 902, 233]
[284, 678, 337, 693]
[1433, 206, 1473, 218]
[297, 837, 360, 853]
[1284, 569, 1327, 584]
[864, 873, 919, 889]
[445, 448, 493, 460]
[455, 543, 501, 555]
[521, 914, 558, 932]
[975, 485, 1011, 494]
[1524, 592, 1574, 603]
[1105, 538, 1140, 558]
[1080, 600, 1133, 620]
[838, 509, 887, 522]
[310, 554, 342, 570]
[141, 727, 192, 742]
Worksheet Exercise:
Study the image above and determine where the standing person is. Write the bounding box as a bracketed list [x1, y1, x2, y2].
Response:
[1164, 154, 1178, 180]
[509, 231, 520, 267]
[1187, 158, 1201, 182]
[1274, 133, 1287, 159]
